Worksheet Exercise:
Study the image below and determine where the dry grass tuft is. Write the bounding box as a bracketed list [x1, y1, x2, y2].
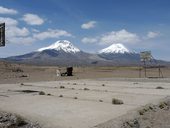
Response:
[39, 91, 45, 95]
[84, 88, 90, 91]
[74, 97, 78, 99]
[112, 98, 123, 105]
[102, 84, 105, 86]
[156, 86, 164, 89]
[99, 99, 103, 102]
[59, 95, 63, 97]
[60, 86, 65, 89]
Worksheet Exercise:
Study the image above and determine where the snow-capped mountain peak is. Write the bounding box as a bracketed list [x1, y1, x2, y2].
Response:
[99, 43, 130, 54]
[38, 40, 80, 53]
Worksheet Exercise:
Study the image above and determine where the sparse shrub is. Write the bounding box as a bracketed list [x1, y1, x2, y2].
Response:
[47, 93, 52, 96]
[73, 83, 77, 85]
[138, 107, 150, 115]
[123, 119, 139, 128]
[138, 109, 145, 115]
[133, 82, 139, 85]
[0, 111, 41, 127]
[139, 108, 149, 115]
[39, 91, 45, 95]
[112, 98, 123, 105]
[20, 74, 28, 77]
[159, 102, 167, 109]
[16, 116, 27, 126]
[12, 67, 23, 72]
[149, 105, 153, 110]
[99, 99, 103, 102]
[84, 88, 90, 91]
[59, 95, 63, 97]
[102, 84, 105, 86]
[20, 83, 24, 85]
[71, 88, 75, 90]
[145, 126, 151, 128]
[74, 97, 78, 99]
[156, 86, 164, 89]
[60, 86, 65, 89]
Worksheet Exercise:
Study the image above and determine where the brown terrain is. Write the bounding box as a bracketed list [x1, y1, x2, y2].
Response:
[0, 60, 170, 128]
[1, 61, 170, 84]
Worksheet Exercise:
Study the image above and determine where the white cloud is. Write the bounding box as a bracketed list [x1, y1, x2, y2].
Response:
[22, 13, 44, 25]
[33, 29, 72, 40]
[6, 25, 34, 44]
[9, 37, 36, 44]
[147, 31, 160, 39]
[81, 37, 98, 44]
[0, 17, 29, 38]
[0, 17, 32, 44]
[81, 21, 96, 29]
[0, 17, 18, 26]
[81, 29, 140, 45]
[0, 6, 18, 15]
[0, 15, 73, 45]
[31, 28, 40, 33]
[99, 29, 140, 45]
[7, 27, 30, 38]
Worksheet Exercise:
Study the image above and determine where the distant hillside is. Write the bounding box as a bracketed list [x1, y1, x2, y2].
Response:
[3, 40, 170, 66]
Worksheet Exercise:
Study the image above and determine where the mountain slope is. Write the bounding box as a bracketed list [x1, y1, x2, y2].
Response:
[5, 40, 110, 66]
[99, 43, 130, 54]
[3, 41, 150, 66]
[38, 40, 80, 53]
[98, 43, 140, 65]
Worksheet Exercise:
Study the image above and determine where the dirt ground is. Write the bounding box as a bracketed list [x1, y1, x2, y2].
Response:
[1, 61, 170, 84]
[0, 78, 170, 128]
[1, 61, 170, 128]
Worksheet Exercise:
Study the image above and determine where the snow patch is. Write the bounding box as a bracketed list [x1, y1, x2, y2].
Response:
[99, 43, 130, 54]
[38, 40, 80, 53]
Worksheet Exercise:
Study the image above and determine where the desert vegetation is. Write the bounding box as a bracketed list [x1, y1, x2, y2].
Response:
[112, 98, 124, 105]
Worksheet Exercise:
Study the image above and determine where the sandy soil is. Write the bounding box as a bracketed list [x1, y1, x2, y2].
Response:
[0, 78, 170, 128]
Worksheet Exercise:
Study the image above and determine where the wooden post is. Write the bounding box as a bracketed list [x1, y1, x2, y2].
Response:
[144, 60, 147, 77]
[158, 66, 161, 78]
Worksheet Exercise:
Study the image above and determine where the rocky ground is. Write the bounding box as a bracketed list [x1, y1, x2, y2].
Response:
[96, 97, 170, 128]
[1, 98, 170, 128]
[0, 111, 41, 128]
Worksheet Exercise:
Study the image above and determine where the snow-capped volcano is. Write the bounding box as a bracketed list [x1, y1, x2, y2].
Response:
[38, 40, 80, 53]
[99, 43, 130, 54]
[4, 41, 141, 66]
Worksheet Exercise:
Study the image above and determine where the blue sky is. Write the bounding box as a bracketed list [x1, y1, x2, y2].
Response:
[0, 0, 170, 60]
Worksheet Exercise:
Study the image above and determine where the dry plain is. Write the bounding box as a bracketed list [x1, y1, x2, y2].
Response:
[0, 61, 170, 128]
[1, 78, 170, 128]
